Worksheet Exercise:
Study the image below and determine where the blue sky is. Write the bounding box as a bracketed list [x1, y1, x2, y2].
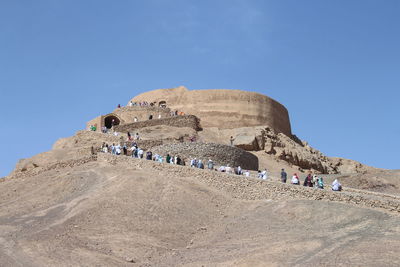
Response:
[1, 0, 399, 177]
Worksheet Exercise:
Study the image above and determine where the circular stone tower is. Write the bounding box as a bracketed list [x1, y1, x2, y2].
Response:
[130, 86, 292, 136]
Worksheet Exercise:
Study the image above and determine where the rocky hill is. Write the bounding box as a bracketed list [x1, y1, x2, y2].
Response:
[2, 87, 399, 266]
[1, 153, 400, 266]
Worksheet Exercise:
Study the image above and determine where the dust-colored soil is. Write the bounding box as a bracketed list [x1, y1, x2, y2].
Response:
[1, 155, 399, 266]
[338, 169, 400, 195]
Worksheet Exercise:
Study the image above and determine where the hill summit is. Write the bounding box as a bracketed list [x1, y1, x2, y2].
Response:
[2, 87, 400, 266]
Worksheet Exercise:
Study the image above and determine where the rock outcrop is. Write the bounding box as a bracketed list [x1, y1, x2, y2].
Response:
[200, 125, 374, 174]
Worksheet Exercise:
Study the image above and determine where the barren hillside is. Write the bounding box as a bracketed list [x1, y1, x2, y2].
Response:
[2, 88, 399, 266]
[1, 154, 400, 266]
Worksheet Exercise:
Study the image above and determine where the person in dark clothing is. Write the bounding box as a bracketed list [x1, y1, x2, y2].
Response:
[197, 160, 204, 169]
[176, 156, 182, 165]
[280, 169, 287, 183]
[303, 173, 313, 187]
[230, 136, 235, 146]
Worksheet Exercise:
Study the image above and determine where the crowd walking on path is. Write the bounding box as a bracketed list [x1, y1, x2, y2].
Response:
[98, 141, 342, 192]
[94, 103, 343, 192]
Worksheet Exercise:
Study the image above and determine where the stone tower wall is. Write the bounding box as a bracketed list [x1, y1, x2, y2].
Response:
[150, 142, 259, 170]
[130, 86, 292, 136]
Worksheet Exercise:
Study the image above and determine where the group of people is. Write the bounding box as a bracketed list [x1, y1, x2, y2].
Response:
[127, 101, 157, 107]
[189, 158, 252, 176]
[125, 100, 171, 108]
[258, 169, 269, 179]
[170, 110, 185, 116]
[115, 101, 167, 108]
[281, 169, 342, 191]
[127, 131, 140, 141]
[101, 141, 146, 159]
[99, 131, 343, 192]
[100, 141, 188, 165]
[101, 142, 132, 156]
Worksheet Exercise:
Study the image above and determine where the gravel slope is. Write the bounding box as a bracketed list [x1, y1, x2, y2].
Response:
[0, 155, 399, 266]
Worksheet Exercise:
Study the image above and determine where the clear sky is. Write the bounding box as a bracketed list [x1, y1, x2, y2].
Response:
[1, 0, 399, 177]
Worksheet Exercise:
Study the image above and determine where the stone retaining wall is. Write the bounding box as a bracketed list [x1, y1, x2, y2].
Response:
[7, 152, 400, 214]
[150, 142, 259, 170]
[97, 153, 400, 214]
[112, 106, 172, 123]
[8, 155, 97, 180]
[114, 115, 202, 132]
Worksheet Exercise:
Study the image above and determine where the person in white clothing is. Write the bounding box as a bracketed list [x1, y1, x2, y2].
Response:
[312, 175, 318, 188]
[291, 173, 300, 185]
[138, 149, 144, 159]
[261, 169, 268, 180]
[115, 145, 121, 155]
[244, 170, 250, 177]
[225, 165, 232, 173]
[331, 179, 342, 191]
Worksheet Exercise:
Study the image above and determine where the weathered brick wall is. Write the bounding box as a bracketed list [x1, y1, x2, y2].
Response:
[113, 106, 172, 123]
[114, 115, 202, 132]
[150, 142, 259, 170]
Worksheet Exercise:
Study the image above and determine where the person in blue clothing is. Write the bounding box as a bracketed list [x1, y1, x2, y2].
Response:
[281, 169, 287, 183]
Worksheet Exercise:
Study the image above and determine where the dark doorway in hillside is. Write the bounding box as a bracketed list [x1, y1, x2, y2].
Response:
[104, 116, 120, 129]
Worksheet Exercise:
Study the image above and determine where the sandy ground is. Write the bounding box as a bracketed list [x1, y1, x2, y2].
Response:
[1, 155, 399, 266]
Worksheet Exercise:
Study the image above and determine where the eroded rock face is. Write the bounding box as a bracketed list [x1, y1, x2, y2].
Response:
[130, 86, 292, 136]
[200, 125, 374, 174]
[262, 128, 374, 174]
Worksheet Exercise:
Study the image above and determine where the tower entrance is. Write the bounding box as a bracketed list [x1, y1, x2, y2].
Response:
[104, 115, 120, 129]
